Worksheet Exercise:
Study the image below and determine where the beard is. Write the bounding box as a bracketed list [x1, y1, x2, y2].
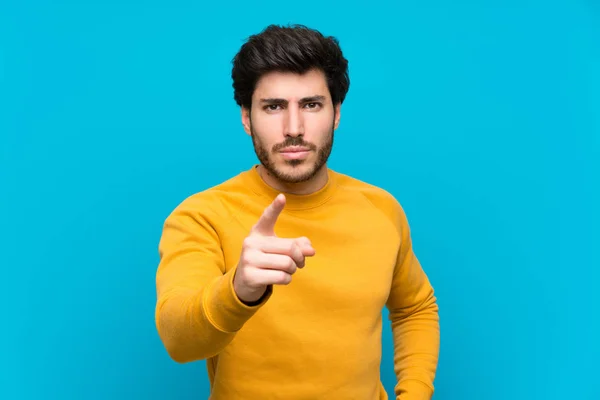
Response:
[250, 122, 335, 184]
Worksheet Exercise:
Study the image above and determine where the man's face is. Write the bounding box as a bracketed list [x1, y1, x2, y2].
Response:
[242, 69, 341, 184]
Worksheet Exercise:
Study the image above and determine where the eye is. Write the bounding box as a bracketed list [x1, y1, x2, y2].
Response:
[264, 104, 282, 112]
[304, 102, 322, 110]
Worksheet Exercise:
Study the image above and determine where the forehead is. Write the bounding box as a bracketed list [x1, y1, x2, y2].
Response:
[253, 69, 330, 100]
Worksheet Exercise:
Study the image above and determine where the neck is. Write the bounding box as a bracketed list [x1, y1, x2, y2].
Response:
[256, 164, 329, 195]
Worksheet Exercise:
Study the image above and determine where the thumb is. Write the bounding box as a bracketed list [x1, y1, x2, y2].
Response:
[295, 236, 316, 256]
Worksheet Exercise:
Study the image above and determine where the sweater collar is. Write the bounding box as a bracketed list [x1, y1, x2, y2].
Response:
[244, 164, 338, 211]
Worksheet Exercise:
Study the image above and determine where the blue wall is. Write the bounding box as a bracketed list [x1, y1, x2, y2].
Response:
[1, 1, 598, 399]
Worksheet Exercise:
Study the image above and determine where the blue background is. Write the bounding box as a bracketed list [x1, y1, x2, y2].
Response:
[1, 1, 598, 399]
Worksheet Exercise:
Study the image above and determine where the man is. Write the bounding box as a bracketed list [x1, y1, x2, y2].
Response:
[155, 24, 440, 399]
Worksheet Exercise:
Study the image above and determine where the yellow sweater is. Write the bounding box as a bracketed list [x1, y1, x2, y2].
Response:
[155, 165, 440, 399]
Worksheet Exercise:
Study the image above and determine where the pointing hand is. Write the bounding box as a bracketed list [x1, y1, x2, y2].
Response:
[233, 194, 316, 304]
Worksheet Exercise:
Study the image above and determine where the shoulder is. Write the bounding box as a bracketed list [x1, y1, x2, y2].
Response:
[332, 169, 410, 231]
[164, 171, 249, 225]
[333, 171, 400, 208]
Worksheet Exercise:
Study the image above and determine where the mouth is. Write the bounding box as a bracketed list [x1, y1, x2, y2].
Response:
[278, 146, 312, 160]
[279, 146, 311, 153]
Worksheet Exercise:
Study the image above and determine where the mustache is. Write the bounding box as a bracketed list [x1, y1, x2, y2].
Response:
[272, 137, 317, 152]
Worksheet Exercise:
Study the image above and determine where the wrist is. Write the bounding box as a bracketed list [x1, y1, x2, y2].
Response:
[239, 285, 271, 306]
[234, 283, 270, 305]
[233, 270, 270, 305]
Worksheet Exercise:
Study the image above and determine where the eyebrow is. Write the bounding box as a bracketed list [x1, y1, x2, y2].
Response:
[259, 95, 326, 104]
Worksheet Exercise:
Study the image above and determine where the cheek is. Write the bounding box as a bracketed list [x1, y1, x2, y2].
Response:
[304, 115, 334, 140]
[252, 115, 282, 144]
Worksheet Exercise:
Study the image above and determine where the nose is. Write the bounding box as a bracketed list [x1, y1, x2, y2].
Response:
[284, 105, 304, 137]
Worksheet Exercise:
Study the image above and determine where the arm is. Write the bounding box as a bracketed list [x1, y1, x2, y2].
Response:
[386, 205, 440, 399]
[154, 198, 270, 363]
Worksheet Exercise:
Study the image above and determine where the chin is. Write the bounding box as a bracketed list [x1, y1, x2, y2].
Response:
[282, 158, 309, 168]
[271, 160, 318, 183]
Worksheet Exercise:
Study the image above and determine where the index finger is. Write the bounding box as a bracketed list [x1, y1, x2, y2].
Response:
[251, 193, 286, 236]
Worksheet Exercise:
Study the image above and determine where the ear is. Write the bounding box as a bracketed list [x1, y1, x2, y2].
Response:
[241, 106, 251, 135]
[333, 103, 342, 130]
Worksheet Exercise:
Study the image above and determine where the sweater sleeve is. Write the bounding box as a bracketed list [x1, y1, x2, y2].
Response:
[386, 202, 440, 399]
[154, 196, 271, 363]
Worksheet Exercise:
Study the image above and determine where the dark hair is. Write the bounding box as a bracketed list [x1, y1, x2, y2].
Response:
[231, 24, 350, 109]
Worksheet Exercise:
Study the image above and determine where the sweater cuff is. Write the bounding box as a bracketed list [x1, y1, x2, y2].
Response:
[202, 267, 271, 333]
[397, 380, 434, 400]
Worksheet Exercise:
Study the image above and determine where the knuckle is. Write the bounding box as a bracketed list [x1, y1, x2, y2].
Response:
[241, 251, 254, 266]
[280, 271, 291, 285]
[242, 270, 253, 284]
[298, 236, 310, 244]
[237, 269, 250, 285]
[242, 236, 254, 249]
[244, 277, 258, 289]
[248, 270, 261, 286]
